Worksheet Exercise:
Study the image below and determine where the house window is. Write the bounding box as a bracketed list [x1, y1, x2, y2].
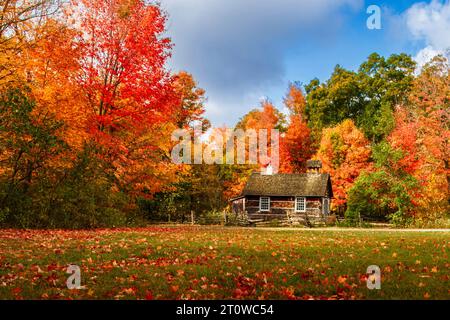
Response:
[295, 197, 306, 212]
[323, 198, 330, 215]
[259, 197, 270, 212]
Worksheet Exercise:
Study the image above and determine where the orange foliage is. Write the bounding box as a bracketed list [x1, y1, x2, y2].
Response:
[280, 115, 314, 173]
[25, 20, 89, 151]
[316, 120, 372, 208]
[284, 83, 306, 117]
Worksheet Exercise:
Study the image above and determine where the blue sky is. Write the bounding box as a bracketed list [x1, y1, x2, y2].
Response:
[163, 0, 450, 126]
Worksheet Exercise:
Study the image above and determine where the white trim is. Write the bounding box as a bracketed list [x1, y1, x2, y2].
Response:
[295, 197, 306, 213]
[259, 197, 270, 212]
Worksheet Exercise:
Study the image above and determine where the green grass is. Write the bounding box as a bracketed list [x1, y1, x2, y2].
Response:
[0, 226, 448, 300]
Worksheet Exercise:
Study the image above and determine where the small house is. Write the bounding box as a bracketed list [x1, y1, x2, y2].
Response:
[230, 160, 333, 224]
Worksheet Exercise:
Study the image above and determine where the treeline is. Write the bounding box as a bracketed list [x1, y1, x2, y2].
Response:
[308, 54, 449, 226]
[149, 53, 449, 227]
[0, 1, 448, 228]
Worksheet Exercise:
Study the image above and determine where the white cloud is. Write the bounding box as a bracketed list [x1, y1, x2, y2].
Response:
[161, 0, 362, 125]
[405, 0, 450, 67]
[414, 45, 445, 67]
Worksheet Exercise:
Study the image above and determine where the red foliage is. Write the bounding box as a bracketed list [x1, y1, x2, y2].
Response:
[280, 115, 314, 173]
[71, 0, 176, 143]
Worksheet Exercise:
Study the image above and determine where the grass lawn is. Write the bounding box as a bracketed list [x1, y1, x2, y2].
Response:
[0, 226, 448, 300]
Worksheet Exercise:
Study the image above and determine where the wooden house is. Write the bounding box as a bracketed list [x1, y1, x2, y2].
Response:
[230, 160, 333, 225]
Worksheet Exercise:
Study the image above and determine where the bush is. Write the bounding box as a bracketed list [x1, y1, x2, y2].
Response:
[0, 145, 135, 229]
[346, 169, 418, 226]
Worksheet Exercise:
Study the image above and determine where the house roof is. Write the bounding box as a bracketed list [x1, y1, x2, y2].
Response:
[306, 160, 322, 169]
[241, 173, 333, 198]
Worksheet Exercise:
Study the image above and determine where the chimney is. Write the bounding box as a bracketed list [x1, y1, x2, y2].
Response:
[306, 160, 322, 174]
[261, 163, 274, 175]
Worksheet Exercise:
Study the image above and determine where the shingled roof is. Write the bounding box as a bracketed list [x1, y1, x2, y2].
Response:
[241, 173, 333, 198]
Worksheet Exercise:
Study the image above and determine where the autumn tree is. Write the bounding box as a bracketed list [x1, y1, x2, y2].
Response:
[0, 0, 58, 37]
[72, 0, 174, 134]
[401, 56, 449, 222]
[24, 19, 88, 151]
[68, 0, 178, 198]
[316, 119, 372, 210]
[237, 100, 286, 132]
[346, 67, 449, 225]
[346, 124, 423, 226]
[280, 116, 314, 173]
[0, 0, 61, 85]
[280, 85, 314, 173]
[172, 71, 209, 129]
[284, 82, 307, 117]
[138, 71, 214, 219]
[410, 56, 449, 197]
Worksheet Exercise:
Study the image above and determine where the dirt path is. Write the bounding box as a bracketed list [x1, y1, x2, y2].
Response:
[259, 227, 450, 232]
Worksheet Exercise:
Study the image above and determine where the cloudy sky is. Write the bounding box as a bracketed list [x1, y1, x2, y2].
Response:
[161, 0, 450, 127]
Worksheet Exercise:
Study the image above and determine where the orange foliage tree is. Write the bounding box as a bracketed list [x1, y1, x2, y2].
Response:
[24, 19, 88, 152]
[66, 0, 178, 197]
[172, 71, 209, 129]
[316, 119, 372, 209]
[284, 82, 307, 117]
[279, 115, 314, 173]
[280, 84, 314, 173]
[393, 56, 450, 220]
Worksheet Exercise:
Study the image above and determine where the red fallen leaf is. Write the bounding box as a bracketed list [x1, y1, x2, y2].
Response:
[359, 274, 368, 283]
[47, 263, 58, 272]
[177, 270, 185, 276]
[337, 276, 347, 284]
[171, 285, 179, 293]
[31, 265, 44, 273]
[12, 287, 22, 295]
[46, 273, 58, 286]
[128, 275, 138, 282]
[145, 291, 153, 300]
[232, 288, 247, 299]
[281, 287, 297, 300]
[122, 287, 137, 295]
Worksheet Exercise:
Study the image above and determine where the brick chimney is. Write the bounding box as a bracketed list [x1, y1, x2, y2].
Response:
[306, 160, 322, 174]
